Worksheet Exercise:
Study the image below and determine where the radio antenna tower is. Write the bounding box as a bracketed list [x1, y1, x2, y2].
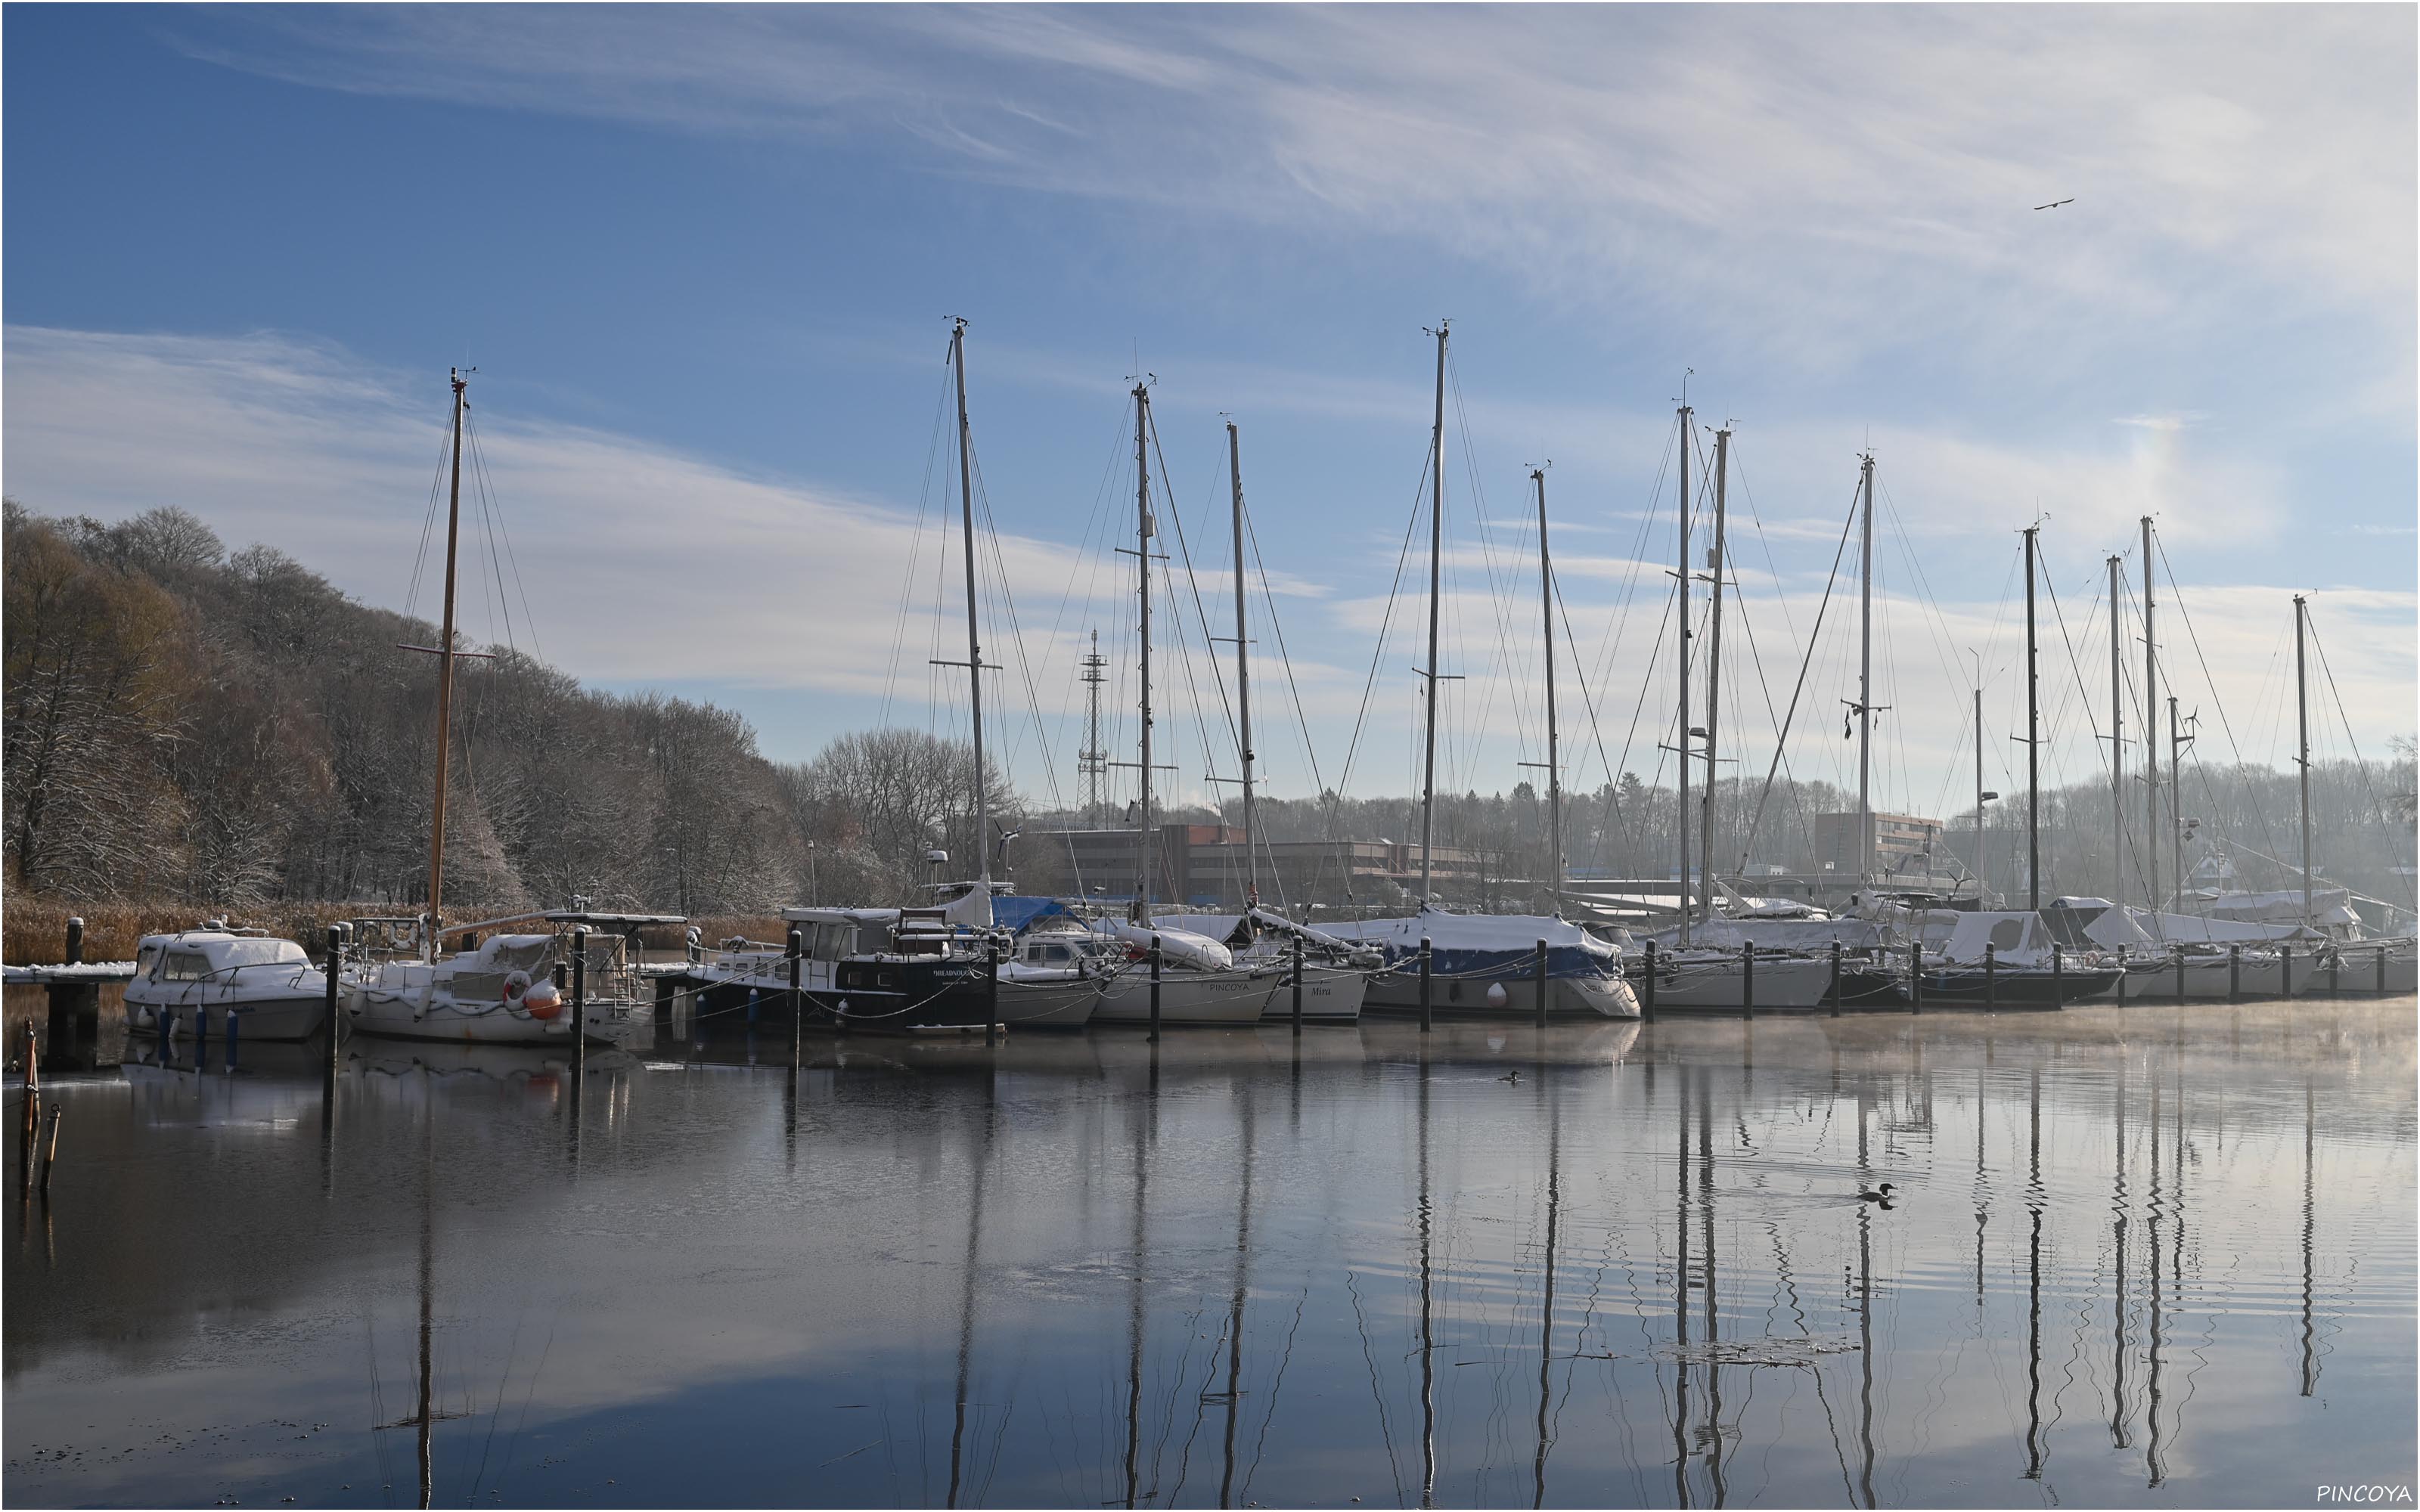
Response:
[1078, 629, 1109, 821]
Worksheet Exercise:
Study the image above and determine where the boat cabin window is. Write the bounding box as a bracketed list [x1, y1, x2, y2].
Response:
[1024, 942, 1075, 965]
[1988, 919, 2027, 953]
[221, 940, 308, 968]
[161, 952, 210, 981]
[136, 944, 162, 978]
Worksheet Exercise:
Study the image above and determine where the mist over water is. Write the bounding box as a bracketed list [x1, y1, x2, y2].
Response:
[6, 1002, 2412, 1508]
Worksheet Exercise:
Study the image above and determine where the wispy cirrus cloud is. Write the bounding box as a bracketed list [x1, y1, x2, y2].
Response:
[163, 5, 2416, 402]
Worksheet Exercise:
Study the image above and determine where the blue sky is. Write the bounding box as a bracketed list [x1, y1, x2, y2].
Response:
[5, 5, 2413, 829]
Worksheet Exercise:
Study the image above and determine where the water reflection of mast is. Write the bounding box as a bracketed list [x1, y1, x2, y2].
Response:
[1855, 1079, 1876, 1509]
[1124, 1089, 1148, 1509]
[2145, 1064, 2165, 1486]
[2111, 1058, 2131, 1449]
[1699, 1069, 1727, 1506]
[2023, 1066, 2044, 1482]
[2301, 1078, 2316, 1396]
[1418, 1052, 1436, 1508]
[945, 1083, 998, 1510]
[1218, 1093, 1255, 1508]
[1532, 1062, 1560, 1508]
[1674, 1063, 1692, 1509]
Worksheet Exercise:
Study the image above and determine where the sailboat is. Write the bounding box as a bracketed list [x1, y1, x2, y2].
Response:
[1155, 420, 1374, 1022]
[774, 323, 1103, 1032]
[1329, 326, 1640, 1019]
[347, 370, 686, 1046]
[1630, 417, 1842, 1011]
[1091, 380, 1276, 1025]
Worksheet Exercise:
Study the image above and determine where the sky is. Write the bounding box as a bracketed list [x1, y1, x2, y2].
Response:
[5, 4, 2415, 838]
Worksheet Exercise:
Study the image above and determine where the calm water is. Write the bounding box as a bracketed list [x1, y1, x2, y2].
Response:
[5, 1002, 2413, 1509]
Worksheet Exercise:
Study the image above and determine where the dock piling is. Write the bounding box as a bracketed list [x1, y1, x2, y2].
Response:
[1536, 938, 1550, 1027]
[788, 928, 805, 1065]
[1984, 943, 1997, 1012]
[1741, 942, 1754, 1018]
[570, 928, 588, 1114]
[1419, 937, 1433, 1033]
[1641, 940, 1658, 1018]
[2050, 943, 2062, 1005]
[1148, 936, 1162, 1042]
[2282, 944, 2295, 1000]
[1909, 943, 1923, 1011]
[986, 936, 1000, 1049]
[64, 917, 83, 966]
[2379, 944, 2389, 997]
[2329, 947, 2342, 998]
[1828, 942, 1841, 1017]
[2176, 944, 2188, 1003]
[17, 1024, 39, 1198]
[38, 1107, 61, 1197]
[2229, 943, 2241, 1002]
[1287, 934, 1307, 1035]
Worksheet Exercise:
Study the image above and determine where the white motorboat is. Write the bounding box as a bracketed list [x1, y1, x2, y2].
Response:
[124, 928, 330, 1041]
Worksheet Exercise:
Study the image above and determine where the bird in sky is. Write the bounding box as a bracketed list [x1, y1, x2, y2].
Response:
[2034, 197, 2075, 210]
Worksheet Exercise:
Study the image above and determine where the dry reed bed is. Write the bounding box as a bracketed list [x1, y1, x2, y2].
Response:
[4, 898, 785, 965]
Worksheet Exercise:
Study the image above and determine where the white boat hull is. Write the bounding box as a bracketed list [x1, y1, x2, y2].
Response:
[1634, 953, 1841, 1012]
[2096, 950, 2324, 1001]
[1092, 969, 1274, 1024]
[1360, 968, 1639, 1019]
[1247, 960, 1367, 1022]
[345, 984, 637, 1045]
[125, 987, 327, 1042]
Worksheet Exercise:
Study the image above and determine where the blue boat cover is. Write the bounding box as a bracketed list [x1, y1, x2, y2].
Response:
[992, 895, 1078, 934]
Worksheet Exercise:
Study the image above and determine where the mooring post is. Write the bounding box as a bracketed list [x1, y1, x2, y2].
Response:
[37, 1106, 62, 1198]
[1909, 942, 1923, 1011]
[64, 916, 83, 967]
[1536, 938, 1550, 1027]
[17, 1024, 39, 1198]
[2229, 943, 2241, 1002]
[194, 1002, 209, 1061]
[2378, 944, 2389, 997]
[324, 925, 345, 1075]
[986, 935, 1001, 1049]
[225, 1009, 240, 1068]
[570, 928, 589, 1114]
[2176, 944, 2188, 1003]
[787, 928, 805, 1066]
[1641, 940, 1658, 1018]
[1419, 936, 1434, 1033]
[2281, 943, 2294, 1000]
[1741, 941, 1754, 1019]
[2328, 947, 2341, 998]
[1287, 934, 1307, 1035]
[2050, 943, 2063, 1006]
[1829, 941, 1842, 1017]
[1149, 936, 1163, 1043]
[1984, 943, 1996, 1012]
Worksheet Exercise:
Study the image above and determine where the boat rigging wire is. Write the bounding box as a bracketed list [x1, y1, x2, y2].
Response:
[2154, 534, 2292, 880]
[1735, 475, 1861, 878]
[876, 355, 956, 731]
[2303, 609, 2419, 912]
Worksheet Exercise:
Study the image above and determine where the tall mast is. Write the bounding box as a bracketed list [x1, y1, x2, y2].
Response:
[1134, 382, 1156, 912]
[2108, 554, 2126, 905]
[1419, 324, 1447, 908]
[1534, 466, 1564, 916]
[2142, 517, 2158, 914]
[951, 321, 991, 904]
[1675, 405, 1694, 944]
[1857, 452, 1876, 882]
[2295, 595, 2313, 931]
[1699, 426, 1730, 920]
[1228, 421, 1257, 908]
[423, 368, 467, 960]
[2023, 524, 2041, 911]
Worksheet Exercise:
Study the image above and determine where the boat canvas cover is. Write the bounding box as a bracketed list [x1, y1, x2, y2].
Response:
[1159, 914, 1252, 947]
[1640, 918, 1888, 952]
[1935, 912, 2053, 966]
[1326, 911, 1618, 959]
[1093, 920, 1235, 971]
[993, 895, 1079, 935]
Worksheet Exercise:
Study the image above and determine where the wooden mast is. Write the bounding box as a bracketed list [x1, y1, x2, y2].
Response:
[424, 369, 466, 959]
